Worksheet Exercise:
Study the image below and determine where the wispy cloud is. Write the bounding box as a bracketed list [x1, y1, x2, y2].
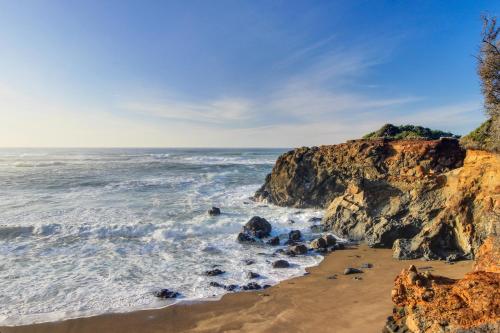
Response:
[120, 97, 253, 124]
[121, 36, 418, 129]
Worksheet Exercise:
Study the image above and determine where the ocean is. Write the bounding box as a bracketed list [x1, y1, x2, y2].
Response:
[0, 148, 326, 325]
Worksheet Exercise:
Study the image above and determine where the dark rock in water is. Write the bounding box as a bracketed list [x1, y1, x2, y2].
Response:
[310, 237, 327, 249]
[272, 259, 290, 268]
[344, 268, 363, 275]
[202, 246, 222, 255]
[308, 217, 322, 223]
[274, 249, 286, 255]
[288, 230, 302, 241]
[243, 259, 255, 265]
[293, 211, 303, 215]
[288, 219, 296, 224]
[310, 225, 325, 233]
[360, 263, 373, 269]
[266, 236, 280, 246]
[284, 239, 298, 246]
[263, 284, 271, 289]
[247, 271, 260, 279]
[322, 234, 336, 246]
[204, 268, 225, 276]
[243, 216, 272, 238]
[210, 282, 239, 291]
[334, 243, 345, 250]
[208, 207, 221, 216]
[153, 289, 180, 299]
[243, 282, 262, 290]
[237, 232, 256, 243]
[288, 244, 308, 255]
[209, 281, 225, 288]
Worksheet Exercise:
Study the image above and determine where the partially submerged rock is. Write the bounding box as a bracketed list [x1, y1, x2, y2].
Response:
[288, 244, 308, 255]
[272, 259, 290, 268]
[310, 237, 327, 249]
[153, 289, 180, 299]
[237, 232, 256, 243]
[208, 207, 221, 216]
[243, 216, 272, 238]
[242, 282, 262, 290]
[266, 236, 280, 246]
[204, 268, 225, 276]
[288, 230, 302, 241]
[246, 271, 260, 279]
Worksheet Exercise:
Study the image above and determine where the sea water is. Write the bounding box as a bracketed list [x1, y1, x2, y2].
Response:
[0, 148, 326, 325]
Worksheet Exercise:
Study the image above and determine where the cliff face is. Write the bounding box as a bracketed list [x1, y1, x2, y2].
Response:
[386, 237, 500, 333]
[255, 139, 499, 260]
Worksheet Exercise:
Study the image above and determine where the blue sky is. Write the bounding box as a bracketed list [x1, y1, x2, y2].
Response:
[0, 0, 498, 147]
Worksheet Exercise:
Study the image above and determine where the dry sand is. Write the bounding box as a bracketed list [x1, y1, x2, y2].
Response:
[1, 245, 472, 333]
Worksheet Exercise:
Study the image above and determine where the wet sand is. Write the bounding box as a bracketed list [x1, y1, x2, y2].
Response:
[1, 245, 472, 333]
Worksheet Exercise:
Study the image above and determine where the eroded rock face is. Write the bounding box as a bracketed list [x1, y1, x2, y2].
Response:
[385, 238, 500, 333]
[255, 138, 499, 260]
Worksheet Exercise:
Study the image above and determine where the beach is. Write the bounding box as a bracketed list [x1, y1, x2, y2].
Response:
[2, 244, 472, 333]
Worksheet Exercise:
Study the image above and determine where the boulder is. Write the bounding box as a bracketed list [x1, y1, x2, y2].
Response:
[204, 268, 225, 276]
[243, 216, 272, 238]
[272, 260, 290, 268]
[209, 281, 225, 288]
[237, 232, 256, 243]
[266, 236, 280, 246]
[208, 207, 221, 216]
[153, 289, 180, 299]
[246, 271, 260, 279]
[288, 244, 308, 255]
[210, 282, 239, 291]
[243, 259, 255, 265]
[242, 282, 262, 290]
[288, 230, 302, 241]
[310, 237, 327, 249]
[322, 234, 336, 246]
[344, 268, 363, 275]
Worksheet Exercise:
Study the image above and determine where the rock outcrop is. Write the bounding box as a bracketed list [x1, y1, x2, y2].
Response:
[255, 138, 499, 260]
[385, 237, 500, 333]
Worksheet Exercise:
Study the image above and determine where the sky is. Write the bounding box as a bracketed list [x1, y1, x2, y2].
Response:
[0, 1, 498, 148]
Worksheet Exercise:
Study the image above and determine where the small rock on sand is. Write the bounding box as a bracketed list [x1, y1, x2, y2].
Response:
[344, 268, 363, 275]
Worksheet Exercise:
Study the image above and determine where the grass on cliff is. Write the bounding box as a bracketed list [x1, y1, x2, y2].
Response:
[460, 118, 499, 151]
[363, 124, 459, 140]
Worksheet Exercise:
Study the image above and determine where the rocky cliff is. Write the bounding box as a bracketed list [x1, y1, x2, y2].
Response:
[255, 138, 499, 260]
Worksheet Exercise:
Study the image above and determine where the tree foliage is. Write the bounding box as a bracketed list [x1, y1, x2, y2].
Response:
[463, 15, 500, 151]
[363, 124, 458, 140]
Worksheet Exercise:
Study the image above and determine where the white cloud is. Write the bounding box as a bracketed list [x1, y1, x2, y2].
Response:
[120, 97, 253, 124]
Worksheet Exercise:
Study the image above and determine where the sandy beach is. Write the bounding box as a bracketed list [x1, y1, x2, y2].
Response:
[1, 244, 472, 333]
